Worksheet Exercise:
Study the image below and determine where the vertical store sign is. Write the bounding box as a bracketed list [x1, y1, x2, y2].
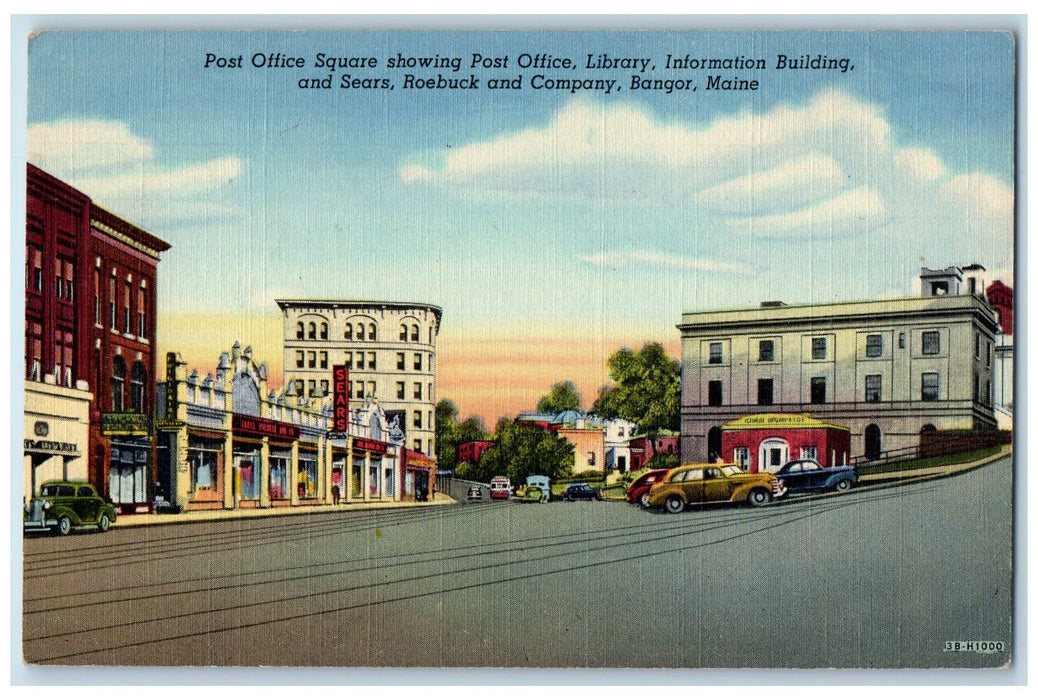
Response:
[333, 365, 349, 432]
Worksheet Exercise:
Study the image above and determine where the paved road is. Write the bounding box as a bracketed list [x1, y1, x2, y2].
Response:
[22, 456, 1013, 669]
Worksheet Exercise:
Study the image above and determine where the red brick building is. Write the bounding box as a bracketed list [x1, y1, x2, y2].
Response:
[457, 440, 493, 464]
[720, 413, 851, 473]
[26, 164, 170, 512]
[986, 280, 1013, 335]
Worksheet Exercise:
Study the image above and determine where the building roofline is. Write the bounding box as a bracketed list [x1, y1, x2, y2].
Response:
[275, 299, 443, 317]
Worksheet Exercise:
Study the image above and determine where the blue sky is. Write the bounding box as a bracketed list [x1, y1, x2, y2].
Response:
[22, 27, 1017, 417]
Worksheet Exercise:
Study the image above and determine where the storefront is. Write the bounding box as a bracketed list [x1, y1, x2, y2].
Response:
[721, 413, 851, 473]
[100, 412, 155, 513]
[402, 448, 436, 501]
[23, 379, 92, 500]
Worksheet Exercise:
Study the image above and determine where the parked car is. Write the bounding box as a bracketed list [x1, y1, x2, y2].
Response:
[774, 460, 858, 494]
[515, 485, 550, 503]
[467, 484, 483, 501]
[24, 480, 117, 536]
[626, 468, 671, 507]
[562, 483, 602, 501]
[489, 476, 512, 500]
[648, 463, 786, 514]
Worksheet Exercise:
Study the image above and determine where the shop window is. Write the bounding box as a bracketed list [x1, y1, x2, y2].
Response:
[298, 456, 318, 498]
[865, 374, 882, 403]
[922, 331, 940, 355]
[757, 378, 774, 406]
[707, 380, 722, 406]
[812, 337, 827, 360]
[921, 372, 940, 401]
[866, 334, 883, 358]
[269, 457, 289, 500]
[189, 446, 218, 490]
[130, 361, 147, 413]
[111, 356, 126, 412]
[810, 376, 826, 404]
[708, 342, 723, 364]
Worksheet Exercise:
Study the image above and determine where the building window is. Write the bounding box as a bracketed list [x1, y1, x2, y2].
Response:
[866, 334, 883, 358]
[898, 332, 906, 349]
[307, 351, 316, 369]
[355, 352, 365, 370]
[810, 376, 826, 404]
[975, 334, 981, 358]
[708, 342, 723, 364]
[921, 372, 940, 401]
[122, 280, 132, 334]
[345, 324, 353, 341]
[758, 339, 774, 362]
[109, 274, 117, 330]
[368, 323, 376, 341]
[343, 351, 352, 369]
[30, 247, 43, 292]
[308, 380, 316, 397]
[320, 322, 328, 340]
[93, 269, 101, 325]
[414, 383, 422, 400]
[414, 353, 422, 371]
[397, 352, 405, 370]
[587, 452, 596, 466]
[320, 379, 329, 395]
[294, 379, 304, 396]
[396, 382, 405, 399]
[131, 361, 147, 412]
[368, 352, 376, 370]
[26, 323, 42, 381]
[707, 380, 723, 407]
[295, 350, 304, 369]
[54, 331, 73, 387]
[733, 447, 749, 469]
[414, 439, 423, 453]
[411, 325, 420, 342]
[800, 446, 818, 461]
[319, 351, 328, 369]
[307, 322, 316, 340]
[111, 356, 126, 412]
[811, 337, 827, 360]
[367, 381, 375, 398]
[414, 411, 423, 429]
[354, 381, 364, 399]
[987, 342, 992, 367]
[296, 322, 304, 340]
[922, 331, 940, 355]
[865, 374, 882, 403]
[757, 378, 774, 406]
[399, 324, 408, 341]
[137, 287, 147, 337]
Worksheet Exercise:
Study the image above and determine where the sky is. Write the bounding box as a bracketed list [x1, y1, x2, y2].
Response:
[21, 27, 1017, 424]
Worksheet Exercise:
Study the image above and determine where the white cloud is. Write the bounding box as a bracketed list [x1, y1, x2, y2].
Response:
[725, 185, 889, 237]
[580, 249, 750, 275]
[27, 119, 243, 218]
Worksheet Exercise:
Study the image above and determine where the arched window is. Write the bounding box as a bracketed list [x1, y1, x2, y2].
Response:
[707, 426, 722, 462]
[368, 323, 377, 341]
[111, 356, 126, 412]
[308, 322, 316, 340]
[344, 323, 353, 340]
[296, 322, 304, 340]
[320, 322, 328, 340]
[411, 324, 419, 342]
[399, 324, 408, 341]
[130, 361, 147, 413]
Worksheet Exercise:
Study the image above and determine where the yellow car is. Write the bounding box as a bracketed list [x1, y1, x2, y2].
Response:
[647, 463, 786, 513]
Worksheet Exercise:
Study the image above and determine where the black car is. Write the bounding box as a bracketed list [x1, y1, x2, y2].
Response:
[467, 484, 483, 501]
[773, 460, 858, 494]
[562, 483, 602, 501]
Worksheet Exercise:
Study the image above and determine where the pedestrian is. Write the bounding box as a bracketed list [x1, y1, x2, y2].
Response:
[331, 484, 340, 505]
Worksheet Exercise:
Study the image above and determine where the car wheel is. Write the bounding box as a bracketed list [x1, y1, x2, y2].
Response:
[55, 516, 71, 536]
[664, 495, 685, 514]
[835, 478, 852, 492]
[98, 514, 110, 533]
[639, 493, 650, 508]
[748, 488, 772, 507]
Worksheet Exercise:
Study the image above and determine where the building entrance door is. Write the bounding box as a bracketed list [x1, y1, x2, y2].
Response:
[758, 438, 789, 472]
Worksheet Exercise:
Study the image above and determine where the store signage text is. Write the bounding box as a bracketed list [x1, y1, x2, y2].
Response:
[101, 412, 151, 435]
[333, 364, 349, 432]
[24, 439, 78, 453]
[354, 437, 388, 454]
[233, 414, 300, 440]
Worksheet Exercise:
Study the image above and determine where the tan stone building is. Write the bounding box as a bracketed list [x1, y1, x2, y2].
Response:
[678, 289, 998, 463]
[276, 299, 442, 459]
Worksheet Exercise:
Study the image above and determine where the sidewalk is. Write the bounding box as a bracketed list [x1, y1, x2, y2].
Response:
[113, 491, 455, 528]
[857, 443, 1012, 487]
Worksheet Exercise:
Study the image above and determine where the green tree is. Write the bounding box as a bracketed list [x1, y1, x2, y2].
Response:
[479, 421, 574, 485]
[536, 380, 582, 414]
[592, 342, 680, 438]
[435, 399, 490, 473]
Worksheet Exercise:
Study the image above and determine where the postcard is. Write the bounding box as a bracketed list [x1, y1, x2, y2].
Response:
[16, 21, 1017, 677]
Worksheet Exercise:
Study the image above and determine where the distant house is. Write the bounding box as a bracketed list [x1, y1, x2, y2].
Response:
[628, 432, 680, 471]
[457, 440, 494, 464]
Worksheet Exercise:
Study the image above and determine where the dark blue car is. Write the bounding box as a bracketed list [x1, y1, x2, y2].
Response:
[562, 483, 602, 501]
[773, 460, 857, 494]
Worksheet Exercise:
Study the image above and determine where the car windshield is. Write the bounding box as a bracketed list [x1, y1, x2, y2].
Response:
[40, 484, 75, 497]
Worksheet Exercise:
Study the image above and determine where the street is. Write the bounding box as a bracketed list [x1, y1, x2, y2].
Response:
[22, 456, 1013, 669]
